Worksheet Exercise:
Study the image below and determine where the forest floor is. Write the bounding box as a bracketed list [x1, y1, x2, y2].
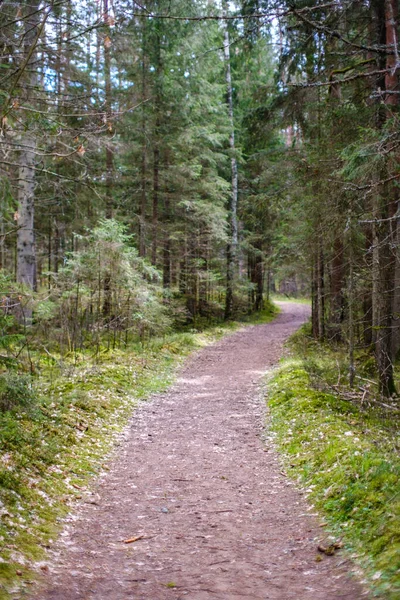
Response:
[28, 302, 369, 600]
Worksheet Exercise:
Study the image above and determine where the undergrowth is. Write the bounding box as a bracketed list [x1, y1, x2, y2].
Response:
[0, 303, 276, 599]
[266, 325, 400, 599]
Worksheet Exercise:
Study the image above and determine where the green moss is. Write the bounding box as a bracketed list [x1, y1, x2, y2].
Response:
[0, 317, 254, 599]
[267, 355, 400, 599]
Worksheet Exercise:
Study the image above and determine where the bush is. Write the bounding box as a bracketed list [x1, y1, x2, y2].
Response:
[42, 219, 172, 350]
[0, 372, 36, 412]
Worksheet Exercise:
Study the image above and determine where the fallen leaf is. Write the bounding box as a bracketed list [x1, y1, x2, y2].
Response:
[72, 483, 85, 490]
[124, 535, 144, 544]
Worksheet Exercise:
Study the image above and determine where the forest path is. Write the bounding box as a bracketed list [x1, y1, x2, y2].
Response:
[32, 303, 367, 600]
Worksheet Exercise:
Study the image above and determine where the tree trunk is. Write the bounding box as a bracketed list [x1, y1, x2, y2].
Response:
[392, 219, 400, 358]
[152, 138, 160, 266]
[363, 224, 373, 346]
[139, 15, 147, 258]
[17, 133, 36, 291]
[163, 192, 171, 290]
[151, 29, 162, 266]
[311, 255, 319, 338]
[223, 3, 238, 320]
[371, 0, 399, 396]
[329, 235, 344, 341]
[16, 0, 42, 301]
[374, 201, 396, 396]
[104, 0, 113, 218]
[317, 238, 325, 340]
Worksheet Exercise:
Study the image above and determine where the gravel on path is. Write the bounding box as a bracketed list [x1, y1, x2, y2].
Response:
[32, 302, 368, 600]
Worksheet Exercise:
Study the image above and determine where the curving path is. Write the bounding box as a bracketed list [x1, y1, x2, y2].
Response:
[32, 303, 368, 600]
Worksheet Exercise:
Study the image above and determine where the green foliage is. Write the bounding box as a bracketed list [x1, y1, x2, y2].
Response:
[0, 318, 243, 597]
[267, 334, 400, 599]
[0, 372, 36, 413]
[42, 219, 172, 349]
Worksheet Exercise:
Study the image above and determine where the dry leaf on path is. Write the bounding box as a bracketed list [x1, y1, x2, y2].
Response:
[123, 535, 144, 544]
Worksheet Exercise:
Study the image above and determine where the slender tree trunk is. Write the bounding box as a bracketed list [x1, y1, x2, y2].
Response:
[363, 224, 373, 346]
[223, 3, 238, 320]
[371, 0, 398, 396]
[249, 241, 263, 311]
[386, 0, 400, 361]
[163, 187, 171, 290]
[152, 137, 160, 266]
[311, 255, 319, 338]
[16, 0, 42, 301]
[330, 235, 344, 341]
[17, 133, 36, 291]
[317, 237, 325, 340]
[139, 15, 147, 258]
[104, 0, 113, 218]
[348, 204, 355, 387]
[152, 29, 162, 266]
[102, 0, 114, 317]
[392, 220, 400, 358]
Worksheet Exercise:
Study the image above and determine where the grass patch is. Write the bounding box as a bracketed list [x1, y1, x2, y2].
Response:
[0, 318, 254, 599]
[237, 299, 279, 325]
[266, 329, 400, 599]
[271, 294, 311, 305]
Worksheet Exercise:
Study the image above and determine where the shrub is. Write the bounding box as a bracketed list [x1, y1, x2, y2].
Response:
[0, 372, 36, 413]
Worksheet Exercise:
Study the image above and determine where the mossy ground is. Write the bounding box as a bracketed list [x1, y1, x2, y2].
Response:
[0, 304, 276, 599]
[266, 326, 400, 599]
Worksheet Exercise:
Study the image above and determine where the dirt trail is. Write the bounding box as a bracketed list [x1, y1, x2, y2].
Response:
[32, 303, 367, 600]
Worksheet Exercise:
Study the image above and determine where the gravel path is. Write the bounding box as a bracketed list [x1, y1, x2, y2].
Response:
[32, 303, 368, 599]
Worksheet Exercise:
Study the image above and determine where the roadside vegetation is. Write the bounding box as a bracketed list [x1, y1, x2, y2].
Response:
[267, 325, 400, 600]
[0, 302, 276, 599]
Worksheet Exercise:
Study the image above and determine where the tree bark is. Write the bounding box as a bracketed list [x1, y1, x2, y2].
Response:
[139, 14, 147, 258]
[104, 0, 113, 219]
[371, 0, 399, 396]
[17, 133, 36, 291]
[151, 28, 162, 266]
[223, 3, 238, 320]
[16, 0, 42, 299]
[163, 188, 171, 290]
[317, 237, 325, 340]
[329, 235, 344, 341]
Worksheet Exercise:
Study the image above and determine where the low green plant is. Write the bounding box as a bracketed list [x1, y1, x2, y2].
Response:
[0, 372, 36, 413]
[267, 344, 400, 599]
[0, 317, 247, 598]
